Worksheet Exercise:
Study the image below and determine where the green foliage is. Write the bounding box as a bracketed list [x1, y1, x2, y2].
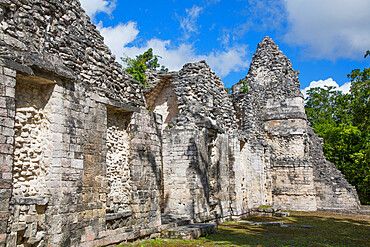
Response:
[347, 67, 370, 132]
[225, 87, 232, 94]
[258, 205, 272, 209]
[305, 86, 352, 126]
[318, 124, 369, 204]
[240, 79, 249, 93]
[365, 50, 370, 58]
[122, 48, 168, 87]
[305, 54, 370, 204]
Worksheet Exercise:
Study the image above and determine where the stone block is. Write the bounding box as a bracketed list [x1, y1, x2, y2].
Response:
[3, 76, 15, 87]
[5, 87, 15, 97]
[3, 67, 16, 78]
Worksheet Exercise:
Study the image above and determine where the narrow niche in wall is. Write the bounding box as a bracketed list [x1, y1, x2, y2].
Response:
[12, 75, 55, 245]
[105, 106, 133, 230]
[145, 79, 179, 130]
[239, 141, 248, 209]
[207, 131, 219, 213]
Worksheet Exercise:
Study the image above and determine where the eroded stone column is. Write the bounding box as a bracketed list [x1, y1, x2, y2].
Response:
[0, 66, 16, 246]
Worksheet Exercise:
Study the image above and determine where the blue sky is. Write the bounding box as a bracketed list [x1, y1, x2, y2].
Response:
[80, 0, 370, 94]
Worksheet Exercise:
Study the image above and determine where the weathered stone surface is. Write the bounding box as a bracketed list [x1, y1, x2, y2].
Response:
[0, 1, 360, 246]
[160, 223, 217, 240]
[232, 37, 360, 211]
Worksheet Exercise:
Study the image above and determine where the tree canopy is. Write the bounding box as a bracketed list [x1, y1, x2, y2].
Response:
[122, 48, 168, 87]
[305, 55, 370, 204]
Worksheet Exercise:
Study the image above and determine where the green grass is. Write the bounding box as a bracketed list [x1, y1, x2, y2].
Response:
[122, 211, 370, 246]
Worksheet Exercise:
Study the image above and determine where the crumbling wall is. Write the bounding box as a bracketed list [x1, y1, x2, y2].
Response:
[0, 0, 163, 245]
[106, 108, 132, 214]
[233, 37, 360, 211]
[0, 0, 362, 244]
[309, 128, 360, 210]
[148, 62, 243, 222]
[264, 97, 316, 211]
[171, 61, 238, 131]
[13, 80, 53, 198]
[105, 108, 132, 231]
[0, 0, 144, 106]
[9, 79, 54, 246]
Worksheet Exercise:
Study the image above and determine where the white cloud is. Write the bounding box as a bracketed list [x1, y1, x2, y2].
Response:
[198, 46, 250, 76]
[80, 0, 116, 17]
[96, 22, 250, 77]
[178, 5, 204, 39]
[284, 0, 370, 59]
[96, 21, 139, 59]
[301, 78, 351, 98]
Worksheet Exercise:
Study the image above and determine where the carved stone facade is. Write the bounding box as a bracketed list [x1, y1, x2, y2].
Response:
[0, 0, 360, 246]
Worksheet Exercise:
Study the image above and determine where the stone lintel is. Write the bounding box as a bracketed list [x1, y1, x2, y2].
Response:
[99, 96, 141, 113]
[0, 58, 76, 86]
[0, 54, 76, 81]
[106, 211, 132, 221]
[11, 196, 49, 205]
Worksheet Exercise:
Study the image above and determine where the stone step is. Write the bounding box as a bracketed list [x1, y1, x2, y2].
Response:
[161, 223, 217, 240]
[161, 219, 192, 230]
[161, 214, 192, 230]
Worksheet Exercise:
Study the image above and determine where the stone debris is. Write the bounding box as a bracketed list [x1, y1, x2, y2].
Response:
[160, 223, 218, 240]
[239, 221, 314, 228]
[274, 212, 291, 217]
[0, 0, 360, 246]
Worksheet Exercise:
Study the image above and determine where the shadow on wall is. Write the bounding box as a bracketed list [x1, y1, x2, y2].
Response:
[185, 134, 228, 222]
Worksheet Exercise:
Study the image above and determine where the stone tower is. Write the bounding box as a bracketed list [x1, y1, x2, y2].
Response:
[233, 37, 360, 211]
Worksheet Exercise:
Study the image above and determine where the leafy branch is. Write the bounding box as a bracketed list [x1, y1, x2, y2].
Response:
[122, 48, 168, 87]
[240, 79, 249, 93]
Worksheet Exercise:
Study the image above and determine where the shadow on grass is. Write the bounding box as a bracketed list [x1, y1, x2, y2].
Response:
[204, 213, 370, 247]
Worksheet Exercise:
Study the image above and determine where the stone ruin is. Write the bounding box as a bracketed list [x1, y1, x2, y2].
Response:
[0, 0, 360, 246]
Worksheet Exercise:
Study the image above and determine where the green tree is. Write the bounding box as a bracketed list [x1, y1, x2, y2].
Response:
[347, 67, 370, 132]
[122, 48, 168, 87]
[320, 124, 369, 204]
[305, 54, 370, 204]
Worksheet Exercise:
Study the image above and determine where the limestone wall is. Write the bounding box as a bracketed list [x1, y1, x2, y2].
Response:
[106, 108, 132, 214]
[1, 72, 163, 246]
[0, 0, 144, 107]
[0, 66, 16, 245]
[0, 0, 362, 244]
[232, 37, 360, 211]
[0, 0, 164, 244]
[238, 141, 271, 209]
[262, 95, 317, 211]
[13, 80, 53, 198]
[145, 63, 241, 222]
[146, 62, 238, 132]
[162, 128, 237, 222]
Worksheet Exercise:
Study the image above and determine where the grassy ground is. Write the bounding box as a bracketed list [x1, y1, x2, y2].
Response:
[121, 211, 370, 246]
